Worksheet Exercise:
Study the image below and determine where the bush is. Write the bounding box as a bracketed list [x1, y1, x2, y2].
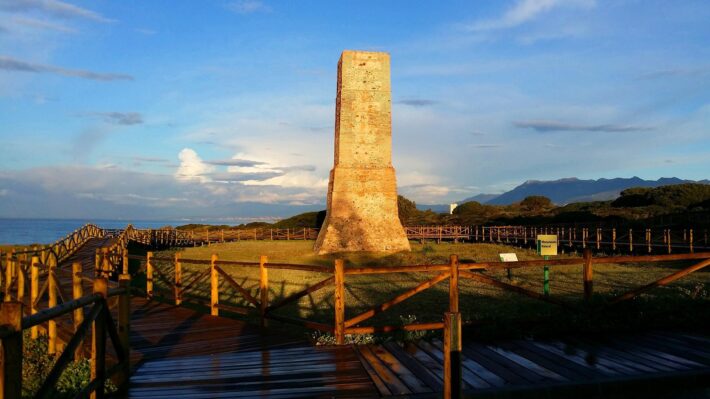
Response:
[21, 333, 116, 398]
[519, 195, 553, 211]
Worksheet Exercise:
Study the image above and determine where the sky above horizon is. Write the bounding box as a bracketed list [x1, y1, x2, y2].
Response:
[1, 0, 709, 220]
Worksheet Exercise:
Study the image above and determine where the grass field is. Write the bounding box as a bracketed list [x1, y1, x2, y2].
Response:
[138, 241, 709, 341]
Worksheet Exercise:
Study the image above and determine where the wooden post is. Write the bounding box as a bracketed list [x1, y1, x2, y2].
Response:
[146, 252, 153, 298]
[211, 254, 219, 316]
[48, 261, 57, 355]
[72, 261, 84, 359]
[117, 274, 131, 392]
[583, 248, 593, 300]
[629, 228, 633, 252]
[449, 255, 459, 313]
[174, 252, 182, 305]
[4, 253, 12, 301]
[334, 259, 345, 345]
[122, 250, 129, 275]
[221, 229, 224, 243]
[91, 278, 108, 399]
[259, 255, 268, 328]
[689, 229, 694, 253]
[16, 256, 24, 302]
[612, 228, 617, 251]
[30, 256, 40, 339]
[0, 302, 23, 399]
[95, 249, 101, 277]
[102, 248, 110, 277]
[596, 228, 601, 250]
[667, 229, 672, 254]
[443, 311, 462, 399]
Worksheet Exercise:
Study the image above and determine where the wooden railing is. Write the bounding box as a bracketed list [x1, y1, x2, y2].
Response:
[129, 250, 710, 345]
[116, 248, 710, 398]
[471, 225, 709, 253]
[0, 268, 131, 399]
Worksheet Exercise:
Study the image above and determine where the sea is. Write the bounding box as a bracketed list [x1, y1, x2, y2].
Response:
[0, 218, 226, 245]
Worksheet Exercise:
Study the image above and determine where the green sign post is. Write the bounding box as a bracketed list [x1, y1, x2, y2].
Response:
[536, 235, 557, 296]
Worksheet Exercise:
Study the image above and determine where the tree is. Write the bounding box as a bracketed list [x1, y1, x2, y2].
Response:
[520, 196, 553, 212]
[398, 195, 418, 225]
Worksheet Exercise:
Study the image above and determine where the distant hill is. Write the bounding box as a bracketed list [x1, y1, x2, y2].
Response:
[416, 204, 450, 213]
[460, 193, 500, 204]
[486, 177, 708, 205]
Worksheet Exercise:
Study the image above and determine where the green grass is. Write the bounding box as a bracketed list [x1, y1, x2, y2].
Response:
[141, 241, 710, 341]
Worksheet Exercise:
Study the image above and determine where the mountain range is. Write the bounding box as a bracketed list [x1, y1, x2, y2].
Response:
[417, 177, 709, 211]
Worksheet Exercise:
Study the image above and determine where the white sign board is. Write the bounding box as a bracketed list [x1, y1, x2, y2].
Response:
[499, 253, 519, 262]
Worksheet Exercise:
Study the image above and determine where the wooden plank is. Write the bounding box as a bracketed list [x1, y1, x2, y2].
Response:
[383, 341, 449, 391]
[352, 344, 392, 396]
[607, 336, 703, 369]
[417, 340, 499, 389]
[368, 344, 432, 393]
[460, 343, 543, 384]
[534, 341, 638, 375]
[355, 344, 411, 395]
[506, 340, 604, 380]
[485, 345, 567, 382]
[525, 341, 619, 376]
[645, 333, 710, 362]
[565, 337, 680, 373]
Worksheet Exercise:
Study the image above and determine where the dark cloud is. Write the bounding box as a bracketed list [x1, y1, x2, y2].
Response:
[207, 171, 283, 182]
[0, 56, 133, 81]
[0, 0, 113, 23]
[638, 66, 710, 80]
[205, 159, 266, 167]
[471, 144, 502, 149]
[514, 120, 653, 133]
[91, 112, 143, 125]
[396, 99, 438, 107]
[281, 164, 316, 172]
[132, 157, 169, 163]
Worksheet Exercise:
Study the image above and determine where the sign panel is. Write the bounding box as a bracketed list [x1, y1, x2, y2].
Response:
[537, 235, 558, 256]
[499, 253, 519, 262]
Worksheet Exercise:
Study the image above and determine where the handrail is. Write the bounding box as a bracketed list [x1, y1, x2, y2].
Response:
[0, 274, 131, 398]
[138, 249, 710, 346]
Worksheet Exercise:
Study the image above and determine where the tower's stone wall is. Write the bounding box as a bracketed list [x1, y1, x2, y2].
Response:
[314, 50, 410, 254]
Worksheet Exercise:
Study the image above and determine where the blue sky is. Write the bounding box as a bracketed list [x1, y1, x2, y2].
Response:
[0, 0, 709, 220]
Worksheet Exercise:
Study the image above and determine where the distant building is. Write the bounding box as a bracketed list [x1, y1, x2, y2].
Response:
[449, 203, 458, 214]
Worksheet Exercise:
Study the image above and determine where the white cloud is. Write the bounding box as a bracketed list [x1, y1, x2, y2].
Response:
[0, 0, 113, 23]
[175, 148, 214, 183]
[468, 0, 595, 31]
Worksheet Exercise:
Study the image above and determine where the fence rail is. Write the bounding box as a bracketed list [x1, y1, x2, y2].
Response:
[132, 249, 710, 345]
[1, 272, 131, 399]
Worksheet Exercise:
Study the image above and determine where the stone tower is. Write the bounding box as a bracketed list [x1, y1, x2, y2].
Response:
[314, 50, 411, 254]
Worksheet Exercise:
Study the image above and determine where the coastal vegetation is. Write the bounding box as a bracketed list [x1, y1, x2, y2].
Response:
[173, 183, 710, 231]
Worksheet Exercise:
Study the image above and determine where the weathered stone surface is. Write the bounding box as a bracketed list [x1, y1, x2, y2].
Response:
[314, 50, 410, 254]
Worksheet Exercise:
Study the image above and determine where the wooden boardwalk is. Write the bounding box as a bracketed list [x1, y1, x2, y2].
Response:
[23, 234, 710, 398]
[128, 298, 379, 398]
[124, 311, 710, 399]
[354, 333, 710, 397]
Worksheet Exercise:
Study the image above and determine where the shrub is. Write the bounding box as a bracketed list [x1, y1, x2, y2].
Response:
[21, 333, 116, 398]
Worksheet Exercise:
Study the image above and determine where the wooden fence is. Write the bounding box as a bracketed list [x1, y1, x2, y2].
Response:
[127, 249, 710, 344]
[0, 254, 131, 398]
[121, 248, 710, 397]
